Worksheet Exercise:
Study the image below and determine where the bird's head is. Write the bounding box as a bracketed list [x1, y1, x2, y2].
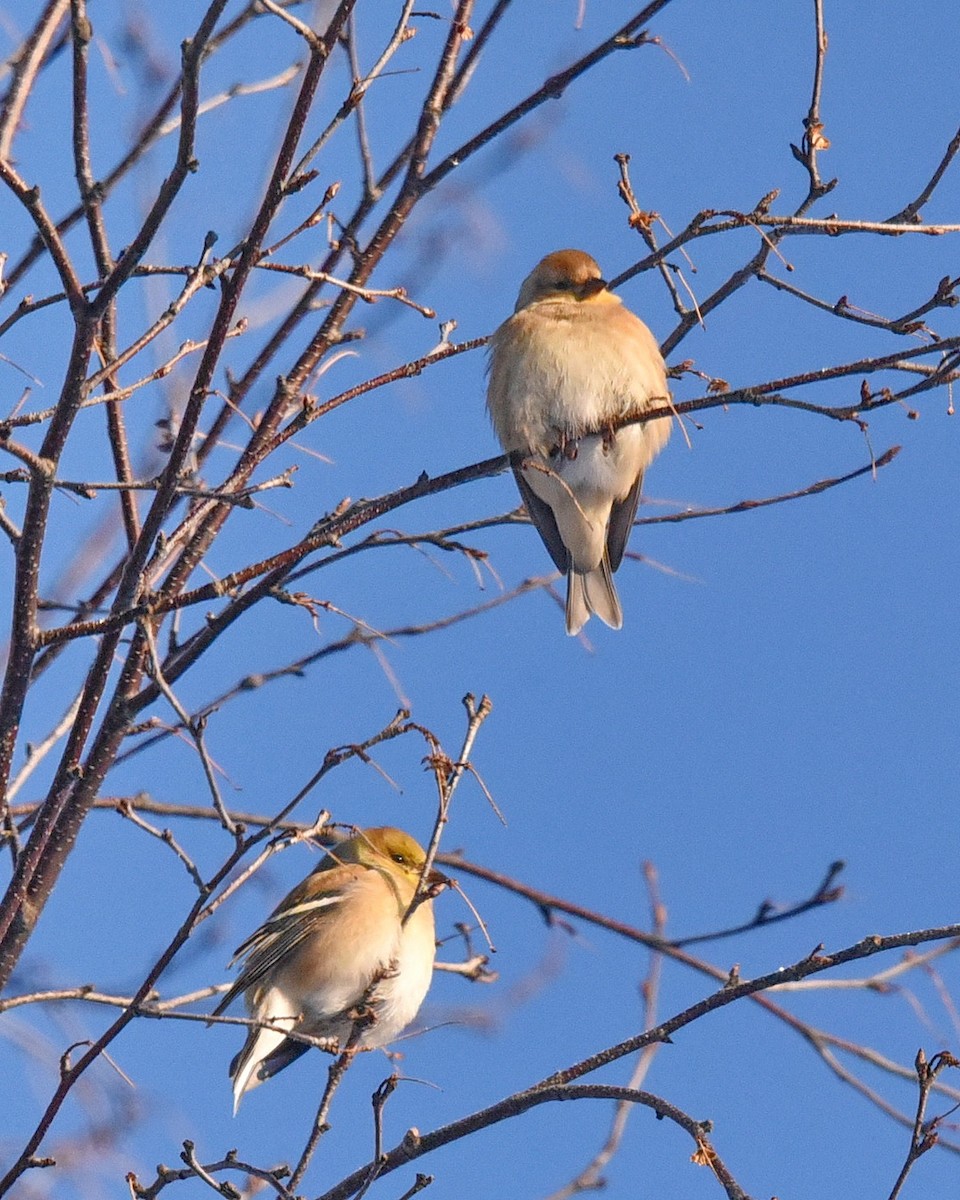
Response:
[514, 248, 611, 311]
[344, 826, 446, 888]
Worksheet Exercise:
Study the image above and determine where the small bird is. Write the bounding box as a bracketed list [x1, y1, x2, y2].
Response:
[487, 249, 671, 634]
[213, 826, 441, 1113]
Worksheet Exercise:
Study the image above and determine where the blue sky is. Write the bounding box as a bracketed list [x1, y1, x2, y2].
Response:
[1, 2, 959, 1197]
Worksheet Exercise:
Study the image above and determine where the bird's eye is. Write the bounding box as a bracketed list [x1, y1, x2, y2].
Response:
[392, 853, 407, 865]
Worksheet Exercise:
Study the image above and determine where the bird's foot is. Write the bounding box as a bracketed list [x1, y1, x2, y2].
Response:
[552, 431, 580, 460]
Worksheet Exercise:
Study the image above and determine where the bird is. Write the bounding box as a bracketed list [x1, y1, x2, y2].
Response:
[487, 248, 671, 634]
[212, 826, 441, 1113]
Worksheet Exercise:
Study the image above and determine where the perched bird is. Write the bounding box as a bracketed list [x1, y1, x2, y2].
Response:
[213, 826, 441, 1113]
[487, 249, 671, 634]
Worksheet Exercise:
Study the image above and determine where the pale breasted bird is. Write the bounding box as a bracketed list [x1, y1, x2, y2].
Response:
[213, 826, 441, 1113]
[487, 249, 671, 634]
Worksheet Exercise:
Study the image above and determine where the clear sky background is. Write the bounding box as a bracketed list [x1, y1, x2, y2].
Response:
[1, 2, 959, 1198]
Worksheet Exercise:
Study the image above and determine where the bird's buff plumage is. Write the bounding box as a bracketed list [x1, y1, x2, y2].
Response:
[213, 826, 440, 1113]
[487, 249, 671, 634]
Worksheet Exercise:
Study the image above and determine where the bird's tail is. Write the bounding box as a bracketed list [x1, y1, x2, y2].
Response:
[565, 553, 622, 635]
[228, 987, 298, 1114]
[229, 1023, 290, 1114]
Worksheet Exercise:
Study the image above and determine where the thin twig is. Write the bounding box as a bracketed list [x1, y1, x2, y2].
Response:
[670, 860, 845, 948]
[887, 1051, 960, 1200]
[139, 621, 237, 835]
[545, 862, 669, 1199]
[115, 799, 204, 891]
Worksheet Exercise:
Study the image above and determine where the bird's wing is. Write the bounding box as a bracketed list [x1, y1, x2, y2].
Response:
[513, 466, 570, 574]
[605, 468, 644, 573]
[212, 888, 345, 1016]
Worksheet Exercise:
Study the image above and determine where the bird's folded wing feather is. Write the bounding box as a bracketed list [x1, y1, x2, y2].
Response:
[605, 468, 645, 572]
[212, 890, 345, 1016]
[513, 467, 569, 573]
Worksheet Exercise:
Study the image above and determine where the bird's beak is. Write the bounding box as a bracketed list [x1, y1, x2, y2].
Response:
[426, 867, 450, 889]
[579, 277, 608, 299]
